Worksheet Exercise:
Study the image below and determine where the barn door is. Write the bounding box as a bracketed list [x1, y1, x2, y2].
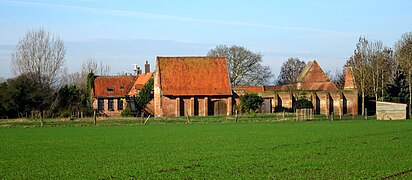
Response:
[209, 100, 227, 116]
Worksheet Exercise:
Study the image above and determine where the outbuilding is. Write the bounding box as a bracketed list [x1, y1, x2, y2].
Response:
[376, 101, 407, 120]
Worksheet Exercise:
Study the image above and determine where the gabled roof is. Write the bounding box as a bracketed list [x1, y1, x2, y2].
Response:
[157, 56, 232, 96]
[93, 76, 136, 98]
[128, 72, 153, 96]
[297, 60, 329, 83]
[344, 67, 356, 89]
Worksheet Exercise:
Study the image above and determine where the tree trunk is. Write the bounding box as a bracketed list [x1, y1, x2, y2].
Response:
[381, 70, 384, 98]
[40, 111, 44, 127]
[362, 91, 365, 116]
[409, 70, 411, 118]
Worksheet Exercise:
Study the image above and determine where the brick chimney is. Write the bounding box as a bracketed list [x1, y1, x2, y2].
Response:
[145, 60, 150, 74]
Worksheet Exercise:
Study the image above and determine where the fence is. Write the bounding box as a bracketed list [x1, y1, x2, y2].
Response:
[295, 108, 314, 121]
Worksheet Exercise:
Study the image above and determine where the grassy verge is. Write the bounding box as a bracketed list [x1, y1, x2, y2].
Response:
[0, 113, 378, 128]
[0, 119, 411, 179]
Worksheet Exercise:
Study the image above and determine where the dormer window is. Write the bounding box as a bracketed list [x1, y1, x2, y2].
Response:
[107, 87, 115, 92]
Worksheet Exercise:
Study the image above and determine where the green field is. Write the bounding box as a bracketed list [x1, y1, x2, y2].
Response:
[1, 118, 411, 179]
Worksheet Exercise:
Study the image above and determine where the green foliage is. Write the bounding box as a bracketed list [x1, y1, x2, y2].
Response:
[133, 78, 154, 115]
[0, 73, 52, 118]
[86, 72, 94, 109]
[120, 108, 132, 117]
[294, 94, 314, 109]
[51, 85, 86, 117]
[240, 93, 264, 113]
[381, 70, 410, 103]
[1, 121, 412, 179]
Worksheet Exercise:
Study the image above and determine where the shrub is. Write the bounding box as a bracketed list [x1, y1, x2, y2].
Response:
[294, 95, 313, 109]
[121, 108, 132, 117]
[240, 93, 264, 113]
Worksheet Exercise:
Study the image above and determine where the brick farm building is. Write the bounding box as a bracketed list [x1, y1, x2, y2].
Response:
[92, 57, 358, 117]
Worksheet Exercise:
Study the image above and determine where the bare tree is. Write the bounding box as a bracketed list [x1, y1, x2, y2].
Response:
[381, 47, 397, 97]
[61, 58, 111, 90]
[277, 58, 306, 85]
[207, 45, 272, 86]
[395, 32, 412, 116]
[368, 40, 384, 101]
[331, 69, 345, 90]
[81, 58, 110, 76]
[346, 37, 369, 115]
[11, 28, 65, 88]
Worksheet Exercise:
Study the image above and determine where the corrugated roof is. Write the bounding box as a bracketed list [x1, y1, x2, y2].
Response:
[157, 56, 232, 96]
[297, 60, 329, 83]
[128, 72, 153, 96]
[93, 76, 136, 98]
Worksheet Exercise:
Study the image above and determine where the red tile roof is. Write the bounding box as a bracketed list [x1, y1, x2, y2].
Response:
[344, 67, 356, 89]
[264, 85, 295, 91]
[157, 56, 232, 96]
[233, 86, 264, 93]
[298, 82, 338, 91]
[234, 60, 339, 92]
[297, 60, 329, 83]
[128, 72, 154, 96]
[93, 76, 136, 98]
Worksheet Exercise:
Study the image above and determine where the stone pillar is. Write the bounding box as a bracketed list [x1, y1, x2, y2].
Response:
[272, 94, 277, 113]
[154, 57, 162, 117]
[339, 92, 344, 115]
[227, 96, 233, 116]
[326, 93, 330, 115]
[113, 99, 118, 111]
[104, 99, 108, 111]
[190, 97, 195, 116]
[176, 97, 180, 117]
[204, 97, 209, 116]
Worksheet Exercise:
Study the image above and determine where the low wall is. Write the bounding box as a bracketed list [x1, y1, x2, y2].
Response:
[376, 101, 407, 120]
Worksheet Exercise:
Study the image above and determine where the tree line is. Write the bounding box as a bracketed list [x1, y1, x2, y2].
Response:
[0, 28, 110, 119]
[1, 27, 411, 119]
[346, 34, 412, 115]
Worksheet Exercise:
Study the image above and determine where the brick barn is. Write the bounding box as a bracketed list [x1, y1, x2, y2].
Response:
[92, 62, 153, 116]
[233, 60, 358, 115]
[154, 56, 233, 117]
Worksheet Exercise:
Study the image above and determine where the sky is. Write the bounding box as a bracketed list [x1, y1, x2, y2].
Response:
[0, 0, 411, 82]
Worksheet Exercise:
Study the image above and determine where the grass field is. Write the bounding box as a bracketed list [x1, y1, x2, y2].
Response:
[0, 117, 411, 179]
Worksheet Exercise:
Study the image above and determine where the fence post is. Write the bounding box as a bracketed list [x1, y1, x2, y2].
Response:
[365, 108, 367, 120]
[235, 110, 238, 123]
[93, 110, 97, 125]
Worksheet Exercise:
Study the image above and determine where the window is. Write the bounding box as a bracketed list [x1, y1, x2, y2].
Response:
[108, 99, 114, 111]
[107, 87, 115, 92]
[98, 99, 104, 111]
[120, 85, 124, 89]
[118, 99, 123, 110]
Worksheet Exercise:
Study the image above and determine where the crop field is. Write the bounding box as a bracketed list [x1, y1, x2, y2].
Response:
[0, 118, 412, 179]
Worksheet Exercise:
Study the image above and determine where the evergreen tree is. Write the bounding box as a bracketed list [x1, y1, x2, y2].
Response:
[382, 70, 409, 103]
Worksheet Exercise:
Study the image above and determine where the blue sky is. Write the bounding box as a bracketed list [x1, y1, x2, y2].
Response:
[0, 0, 411, 82]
